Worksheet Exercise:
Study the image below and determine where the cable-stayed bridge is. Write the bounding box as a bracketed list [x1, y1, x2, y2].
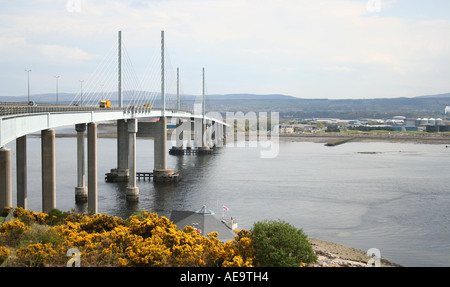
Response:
[0, 31, 228, 214]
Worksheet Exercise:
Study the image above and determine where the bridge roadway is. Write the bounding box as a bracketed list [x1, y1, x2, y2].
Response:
[0, 105, 228, 214]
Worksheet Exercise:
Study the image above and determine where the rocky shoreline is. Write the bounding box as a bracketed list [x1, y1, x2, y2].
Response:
[308, 238, 402, 267]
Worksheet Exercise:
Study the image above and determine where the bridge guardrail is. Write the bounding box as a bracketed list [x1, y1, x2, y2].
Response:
[1, 103, 194, 118]
[0, 104, 152, 117]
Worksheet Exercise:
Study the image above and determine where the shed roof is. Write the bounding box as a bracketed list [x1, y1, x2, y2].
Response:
[170, 206, 236, 242]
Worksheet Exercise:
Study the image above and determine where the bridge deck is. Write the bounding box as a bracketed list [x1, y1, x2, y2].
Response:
[0, 104, 228, 147]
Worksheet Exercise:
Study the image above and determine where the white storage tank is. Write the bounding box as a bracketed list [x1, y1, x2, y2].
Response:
[429, 118, 436, 126]
[420, 118, 429, 125]
[436, 118, 443, 126]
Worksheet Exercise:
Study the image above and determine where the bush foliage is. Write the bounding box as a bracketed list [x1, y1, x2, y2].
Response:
[0, 207, 317, 267]
[251, 220, 317, 267]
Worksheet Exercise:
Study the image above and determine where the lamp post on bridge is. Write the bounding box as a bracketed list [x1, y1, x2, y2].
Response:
[25, 69, 32, 103]
[54, 76, 60, 105]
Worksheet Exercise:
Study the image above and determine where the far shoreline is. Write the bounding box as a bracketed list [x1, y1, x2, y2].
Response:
[278, 132, 450, 145]
[50, 123, 450, 146]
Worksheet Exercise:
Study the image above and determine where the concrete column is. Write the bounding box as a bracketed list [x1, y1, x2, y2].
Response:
[75, 124, 87, 202]
[41, 129, 56, 213]
[88, 123, 98, 214]
[109, 119, 129, 182]
[154, 116, 167, 170]
[193, 118, 203, 148]
[0, 148, 12, 209]
[176, 119, 184, 148]
[197, 119, 211, 154]
[153, 116, 174, 181]
[16, 136, 27, 209]
[126, 119, 139, 202]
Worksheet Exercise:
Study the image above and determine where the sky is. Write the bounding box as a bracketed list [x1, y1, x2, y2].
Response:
[1, 0, 450, 100]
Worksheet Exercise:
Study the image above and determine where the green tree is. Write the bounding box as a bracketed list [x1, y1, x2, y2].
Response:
[325, 124, 340, 133]
[251, 220, 317, 267]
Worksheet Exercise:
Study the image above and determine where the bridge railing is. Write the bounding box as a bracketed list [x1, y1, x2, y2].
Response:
[0, 103, 151, 117]
[0, 102, 195, 118]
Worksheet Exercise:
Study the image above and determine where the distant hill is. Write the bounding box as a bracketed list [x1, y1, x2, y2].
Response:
[2, 92, 450, 119]
[416, 93, 450, 98]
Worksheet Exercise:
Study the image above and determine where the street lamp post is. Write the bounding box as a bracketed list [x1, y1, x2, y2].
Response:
[54, 76, 60, 105]
[25, 69, 32, 103]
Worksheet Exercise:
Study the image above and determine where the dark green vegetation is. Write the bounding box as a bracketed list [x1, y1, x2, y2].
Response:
[200, 93, 450, 119]
[251, 220, 317, 267]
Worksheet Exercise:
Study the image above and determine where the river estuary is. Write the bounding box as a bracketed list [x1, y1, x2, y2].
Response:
[4, 130, 450, 267]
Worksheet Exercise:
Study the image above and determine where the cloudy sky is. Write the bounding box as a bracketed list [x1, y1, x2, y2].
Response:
[1, 0, 449, 100]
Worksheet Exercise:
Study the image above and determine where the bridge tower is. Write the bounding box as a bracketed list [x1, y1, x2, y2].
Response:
[197, 67, 212, 154]
[153, 30, 176, 182]
[107, 31, 129, 183]
[118, 30, 123, 108]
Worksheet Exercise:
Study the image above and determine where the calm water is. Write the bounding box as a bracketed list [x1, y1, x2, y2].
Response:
[5, 130, 450, 267]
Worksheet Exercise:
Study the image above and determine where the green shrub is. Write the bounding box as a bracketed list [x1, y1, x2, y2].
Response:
[251, 220, 317, 267]
[46, 209, 70, 226]
[19, 223, 63, 247]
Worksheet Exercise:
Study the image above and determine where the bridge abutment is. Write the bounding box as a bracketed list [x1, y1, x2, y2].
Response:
[0, 147, 12, 209]
[41, 129, 56, 213]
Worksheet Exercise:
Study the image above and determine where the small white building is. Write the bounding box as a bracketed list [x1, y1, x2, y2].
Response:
[279, 124, 294, 134]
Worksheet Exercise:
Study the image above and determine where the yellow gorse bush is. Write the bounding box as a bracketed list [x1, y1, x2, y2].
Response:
[2, 207, 48, 224]
[0, 220, 31, 234]
[15, 243, 58, 267]
[1, 207, 255, 267]
[0, 246, 10, 264]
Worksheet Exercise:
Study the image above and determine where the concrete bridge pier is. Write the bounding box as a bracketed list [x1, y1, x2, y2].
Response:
[223, 124, 228, 143]
[16, 136, 27, 209]
[41, 129, 56, 213]
[88, 123, 98, 214]
[126, 119, 139, 201]
[169, 119, 187, 155]
[108, 119, 129, 182]
[75, 124, 87, 203]
[197, 119, 211, 154]
[153, 116, 175, 181]
[0, 147, 12, 209]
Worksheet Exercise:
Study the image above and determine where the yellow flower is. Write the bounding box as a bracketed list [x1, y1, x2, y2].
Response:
[0, 219, 31, 234]
[15, 243, 57, 267]
[0, 246, 10, 264]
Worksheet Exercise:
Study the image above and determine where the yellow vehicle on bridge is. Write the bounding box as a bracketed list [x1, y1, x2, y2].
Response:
[99, 100, 111, 108]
